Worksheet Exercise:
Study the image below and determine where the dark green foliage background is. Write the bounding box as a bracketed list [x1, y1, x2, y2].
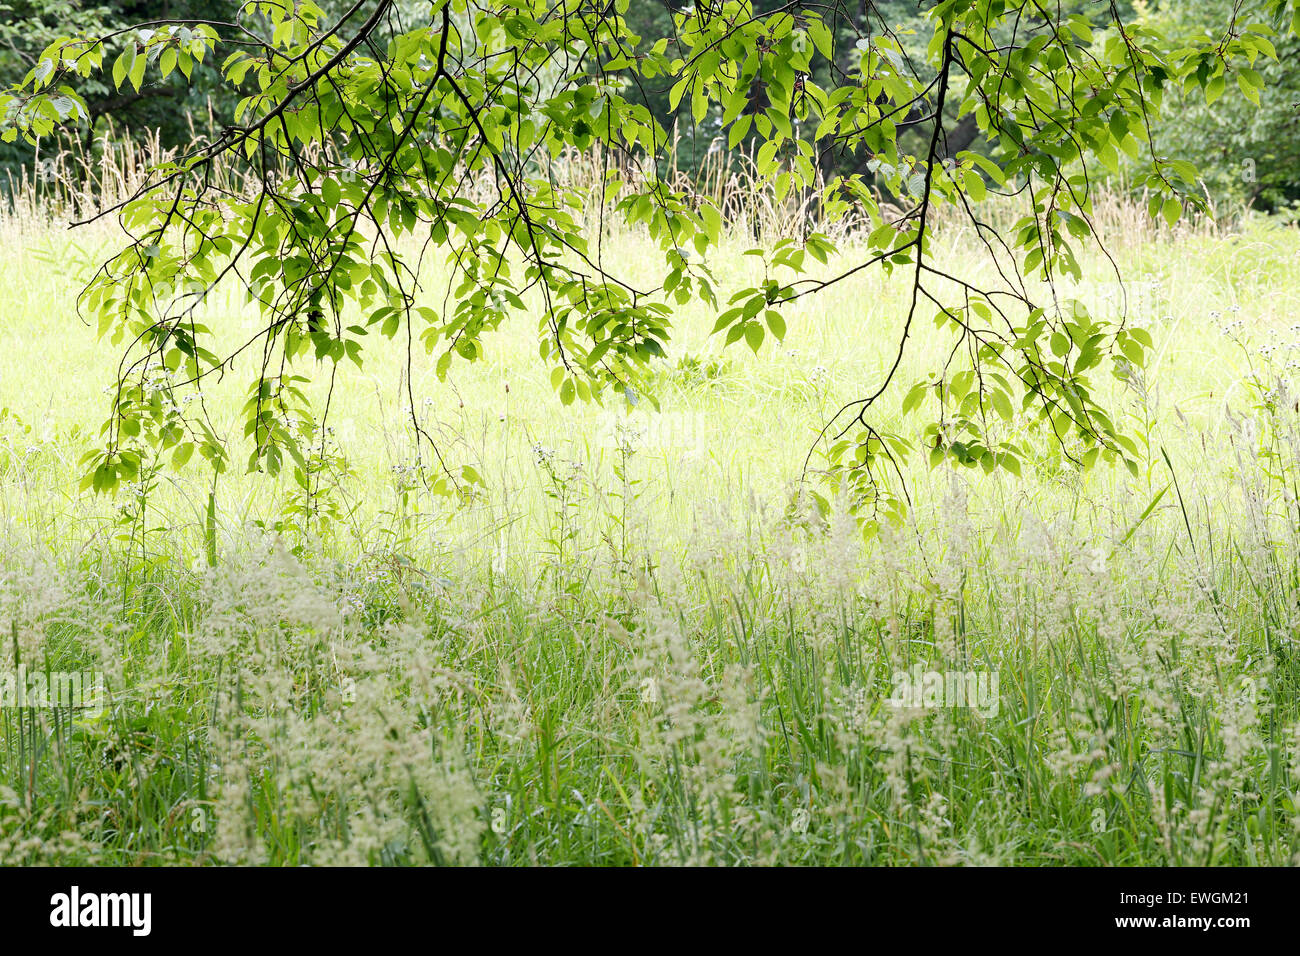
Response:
[4, 0, 1296, 210]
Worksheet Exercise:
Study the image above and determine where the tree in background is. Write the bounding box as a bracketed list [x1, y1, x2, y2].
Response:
[1130, 0, 1300, 213]
[7, 2, 1293, 210]
[0, 0, 241, 179]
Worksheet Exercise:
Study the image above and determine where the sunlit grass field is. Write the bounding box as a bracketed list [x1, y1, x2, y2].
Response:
[2, 199, 1300, 864]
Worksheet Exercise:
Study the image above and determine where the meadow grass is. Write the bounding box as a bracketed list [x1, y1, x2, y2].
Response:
[2, 193, 1300, 865]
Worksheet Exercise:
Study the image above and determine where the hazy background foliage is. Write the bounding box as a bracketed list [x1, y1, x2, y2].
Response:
[3, 0, 1297, 212]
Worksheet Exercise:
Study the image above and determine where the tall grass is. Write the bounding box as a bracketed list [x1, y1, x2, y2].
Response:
[1, 141, 1299, 864]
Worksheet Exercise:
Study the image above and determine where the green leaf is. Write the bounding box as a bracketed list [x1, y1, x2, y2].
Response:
[128, 48, 147, 92]
[1161, 197, 1181, 228]
[1236, 70, 1261, 105]
[112, 47, 135, 90]
[321, 176, 341, 207]
[765, 310, 786, 341]
[1205, 73, 1225, 105]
